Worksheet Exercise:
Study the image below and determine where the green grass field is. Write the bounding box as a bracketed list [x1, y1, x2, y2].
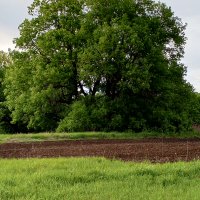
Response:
[0, 158, 200, 200]
[0, 132, 137, 144]
[1, 132, 200, 199]
[0, 130, 200, 144]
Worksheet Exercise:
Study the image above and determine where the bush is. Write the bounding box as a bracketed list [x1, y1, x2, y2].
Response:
[57, 101, 91, 132]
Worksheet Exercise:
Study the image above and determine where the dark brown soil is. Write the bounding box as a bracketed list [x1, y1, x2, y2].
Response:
[1, 138, 200, 163]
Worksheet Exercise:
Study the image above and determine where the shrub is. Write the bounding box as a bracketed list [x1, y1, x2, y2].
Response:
[57, 101, 91, 132]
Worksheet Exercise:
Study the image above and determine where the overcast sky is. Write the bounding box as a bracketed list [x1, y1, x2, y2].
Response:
[0, 0, 200, 91]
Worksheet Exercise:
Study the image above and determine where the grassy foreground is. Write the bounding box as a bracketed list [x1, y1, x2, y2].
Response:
[0, 131, 200, 144]
[0, 158, 200, 200]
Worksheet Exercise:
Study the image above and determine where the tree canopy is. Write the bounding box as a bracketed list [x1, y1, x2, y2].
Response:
[3, 0, 197, 132]
[0, 51, 20, 133]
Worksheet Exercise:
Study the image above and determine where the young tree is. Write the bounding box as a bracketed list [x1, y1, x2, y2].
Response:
[4, 0, 194, 132]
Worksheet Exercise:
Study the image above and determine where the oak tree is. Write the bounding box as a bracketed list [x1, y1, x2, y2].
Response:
[4, 0, 194, 132]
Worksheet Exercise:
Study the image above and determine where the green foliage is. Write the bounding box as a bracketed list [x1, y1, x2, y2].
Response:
[3, 0, 196, 132]
[0, 102, 13, 133]
[190, 93, 200, 125]
[57, 101, 91, 132]
[2, 158, 200, 199]
[0, 51, 17, 133]
[57, 97, 108, 132]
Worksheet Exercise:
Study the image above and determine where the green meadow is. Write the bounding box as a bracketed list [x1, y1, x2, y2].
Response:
[0, 157, 200, 200]
[0, 131, 200, 144]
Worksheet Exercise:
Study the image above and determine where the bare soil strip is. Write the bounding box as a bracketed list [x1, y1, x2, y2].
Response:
[1, 138, 200, 162]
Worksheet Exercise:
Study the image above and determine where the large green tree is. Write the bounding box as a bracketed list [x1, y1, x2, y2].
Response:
[5, 0, 85, 131]
[4, 0, 195, 132]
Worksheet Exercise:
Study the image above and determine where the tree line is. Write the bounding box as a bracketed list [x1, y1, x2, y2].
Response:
[1, 0, 200, 133]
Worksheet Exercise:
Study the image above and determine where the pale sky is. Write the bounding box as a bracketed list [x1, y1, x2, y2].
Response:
[0, 0, 200, 91]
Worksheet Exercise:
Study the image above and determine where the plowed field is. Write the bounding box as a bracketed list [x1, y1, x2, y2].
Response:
[1, 138, 200, 162]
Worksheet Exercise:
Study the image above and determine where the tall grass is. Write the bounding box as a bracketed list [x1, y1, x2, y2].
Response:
[0, 132, 136, 144]
[1, 158, 200, 199]
[0, 131, 200, 144]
